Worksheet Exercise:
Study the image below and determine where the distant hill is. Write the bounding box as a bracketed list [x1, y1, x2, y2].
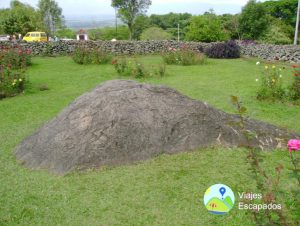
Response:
[64, 15, 123, 30]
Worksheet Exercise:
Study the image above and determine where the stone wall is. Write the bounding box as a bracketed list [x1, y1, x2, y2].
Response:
[1, 40, 300, 63]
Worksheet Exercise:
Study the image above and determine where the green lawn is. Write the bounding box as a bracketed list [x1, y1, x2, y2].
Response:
[0, 56, 299, 225]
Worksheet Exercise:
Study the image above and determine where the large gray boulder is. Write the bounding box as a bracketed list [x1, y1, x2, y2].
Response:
[15, 80, 299, 174]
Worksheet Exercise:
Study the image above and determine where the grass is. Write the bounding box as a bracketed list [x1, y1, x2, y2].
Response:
[0, 56, 299, 225]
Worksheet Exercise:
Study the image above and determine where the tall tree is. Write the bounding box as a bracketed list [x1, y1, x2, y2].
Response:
[38, 0, 64, 36]
[111, 0, 152, 40]
[1, 0, 41, 35]
[263, 0, 298, 38]
[186, 11, 228, 42]
[220, 14, 241, 40]
[239, 0, 270, 40]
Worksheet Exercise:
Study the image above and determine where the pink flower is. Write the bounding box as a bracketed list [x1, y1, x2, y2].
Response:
[288, 139, 300, 152]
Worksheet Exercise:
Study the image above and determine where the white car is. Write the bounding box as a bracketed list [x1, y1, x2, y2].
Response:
[0, 35, 10, 41]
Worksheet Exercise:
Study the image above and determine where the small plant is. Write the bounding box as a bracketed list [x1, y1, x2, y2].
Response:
[156, 64, 167, 77]
[112, 58, 132, 77]
[256, 62, 286, 101]
[162, 45, 206, 66]
[72, 45, 112, 65]
[288, 64, 300, 101]
[205, 40, 240, 59]
[133, 61, 147, 78]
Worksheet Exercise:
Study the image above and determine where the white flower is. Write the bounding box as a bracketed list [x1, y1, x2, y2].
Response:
[279, 75, 282, 78]
[256, 62, 260, 65]
[255, 79, 259, 82]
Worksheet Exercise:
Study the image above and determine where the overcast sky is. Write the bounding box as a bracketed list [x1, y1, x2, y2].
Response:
[0, 0, 260, 17]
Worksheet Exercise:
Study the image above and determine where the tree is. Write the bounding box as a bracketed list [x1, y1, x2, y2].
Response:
[132, 15, 151, 40]
[38, 0, 64, 37]
[186, 12, 228, 42]
[111, 0, 152, 40]
[220, 14, 241, 40]
[239, 0, 270, 40]
[1, 0, 41, 35]
[263, 0, 298, 28]
[140, 27, 172, 40]
[0, 9, 10, 34]
[149, 13, 192, 40]
[263, 0, 298, 39]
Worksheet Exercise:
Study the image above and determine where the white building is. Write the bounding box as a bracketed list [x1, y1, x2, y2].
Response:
[76, 29, 88, 41]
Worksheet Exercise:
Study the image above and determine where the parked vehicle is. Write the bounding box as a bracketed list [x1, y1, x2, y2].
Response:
[23, 32, 48, 42]
[0, 35, 10, 41]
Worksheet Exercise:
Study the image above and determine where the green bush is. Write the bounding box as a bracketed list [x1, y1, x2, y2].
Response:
[55, 28, 76, 39]
[186, 12, 228, 42]
[162, 45, 206, 66]
[72, 46, 112, 65]
[140, 27, 172, 40]
[259, 25, 292, 45]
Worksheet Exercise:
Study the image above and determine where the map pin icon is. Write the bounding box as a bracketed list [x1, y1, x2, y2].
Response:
[219, 187, 226, 199]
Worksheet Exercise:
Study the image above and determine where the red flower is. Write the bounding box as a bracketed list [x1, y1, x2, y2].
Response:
[292, 64, 299, 68]
[294, 73, 299, 77]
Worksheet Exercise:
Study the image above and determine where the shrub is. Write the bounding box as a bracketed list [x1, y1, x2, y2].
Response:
[0, 66, 26, 99]
[288, 64, 300, 101]
[259, 25, 292, 45]
[140, 27, 172, 41]
[72, 46, 112, 65]
[205, 40, 240, 59]
[112, 58, 148, 78]
[0, 45, 30, 99]
[112, 58, 132, 76]
[162, 45, 206, 66]
[112, 58, 167, 78]
[0, 45, 31, 69]
[256, 62, 286, 101]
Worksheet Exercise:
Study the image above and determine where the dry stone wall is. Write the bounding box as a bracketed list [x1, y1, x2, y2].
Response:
[1, 40, 300, 63]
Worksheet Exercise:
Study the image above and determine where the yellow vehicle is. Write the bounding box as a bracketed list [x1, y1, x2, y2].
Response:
[23, 32, 48, 42]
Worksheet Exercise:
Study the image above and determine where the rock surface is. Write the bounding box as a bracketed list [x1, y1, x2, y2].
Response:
[15, 80, 299, 174]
